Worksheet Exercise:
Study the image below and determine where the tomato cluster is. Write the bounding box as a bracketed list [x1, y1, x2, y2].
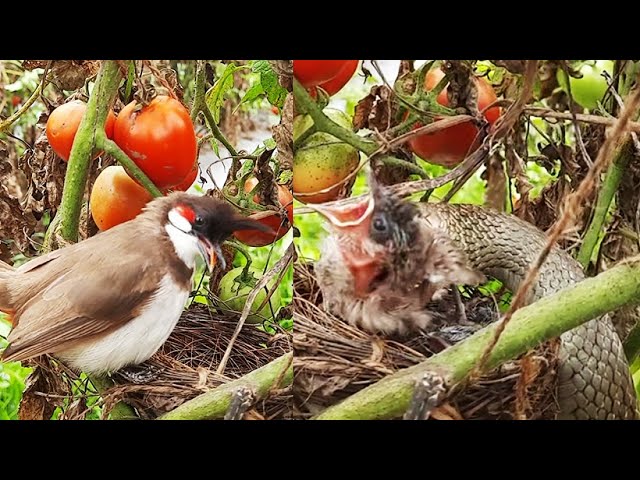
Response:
[46, 91, 291, 249]
[46, 95, 200, 232]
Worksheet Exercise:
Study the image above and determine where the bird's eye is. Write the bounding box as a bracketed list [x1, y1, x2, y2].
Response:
[372, 215, 387, 232]
[194, 216, 204, 227]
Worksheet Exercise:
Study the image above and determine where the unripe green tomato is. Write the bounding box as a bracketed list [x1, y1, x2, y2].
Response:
[557, 60, 615, 110]
[293, 108, 360, 204]
[218, 266, 282, 324]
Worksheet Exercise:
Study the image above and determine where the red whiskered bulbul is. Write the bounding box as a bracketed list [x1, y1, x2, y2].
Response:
[0, 192, 270, 375]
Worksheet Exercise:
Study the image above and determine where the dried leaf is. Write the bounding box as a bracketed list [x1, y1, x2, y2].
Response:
[484, 153, 507, 211]
[273, 92, 293, 173]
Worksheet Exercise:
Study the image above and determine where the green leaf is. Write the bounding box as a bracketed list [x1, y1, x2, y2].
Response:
[236, 83, 265, 112]
[209, 138, 220, 158]
[252, 61, 287, 108]
[238, 159, 255, 178]
[278, 170, 293, 185]
[205, 64, 241, 123]
[264, 138, 277, 150]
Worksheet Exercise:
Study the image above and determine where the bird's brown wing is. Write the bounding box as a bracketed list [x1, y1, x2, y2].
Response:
[2, 239, 165, 362]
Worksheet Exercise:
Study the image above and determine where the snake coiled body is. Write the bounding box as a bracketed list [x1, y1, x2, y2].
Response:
[424, 203, 638, 420]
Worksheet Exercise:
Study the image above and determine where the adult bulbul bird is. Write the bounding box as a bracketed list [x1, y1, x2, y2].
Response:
[0, 192, 270, 374]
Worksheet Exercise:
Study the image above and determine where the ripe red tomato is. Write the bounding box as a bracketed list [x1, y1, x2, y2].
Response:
[169, 162, 199, 192]
[233, 177, 293, 247]
[294, 60, 352, 88]
[46, 100, 116, 162]
[113, 95, 197, 189]
[312, 60, 359, 96]
[408, 67, 501, 167]
[90, 165, 152, 231]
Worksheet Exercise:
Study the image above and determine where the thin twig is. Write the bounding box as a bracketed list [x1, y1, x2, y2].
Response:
[525, 106, 640, 132]
[0, 61, 51, 132]
[560, 61, 593, 168]
[215, 243, 294, 375]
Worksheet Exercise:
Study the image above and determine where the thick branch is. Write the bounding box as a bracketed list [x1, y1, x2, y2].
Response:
[315, 260, 640, 420]
[158, 352, 293, 420]
[53, 61, 123, 244]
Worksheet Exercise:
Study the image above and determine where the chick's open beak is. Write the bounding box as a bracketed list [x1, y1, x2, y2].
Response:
[197, 236, 226, 272]
[307, 196, 385, 297]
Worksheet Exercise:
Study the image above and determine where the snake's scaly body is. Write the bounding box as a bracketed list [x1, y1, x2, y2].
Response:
[424, 203, 638, 419]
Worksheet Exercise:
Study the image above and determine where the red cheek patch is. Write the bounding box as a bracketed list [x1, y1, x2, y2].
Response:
[176, 204, 196, 223]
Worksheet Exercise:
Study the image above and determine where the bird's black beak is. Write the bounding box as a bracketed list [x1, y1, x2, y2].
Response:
[196, 235, 225, 272]
[307, 195, 386, 297]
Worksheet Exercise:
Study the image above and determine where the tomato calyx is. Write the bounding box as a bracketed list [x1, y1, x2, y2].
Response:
[396, 61, 488, 133]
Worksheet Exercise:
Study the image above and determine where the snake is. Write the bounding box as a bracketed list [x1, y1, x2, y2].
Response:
[423, 202, 638, 419]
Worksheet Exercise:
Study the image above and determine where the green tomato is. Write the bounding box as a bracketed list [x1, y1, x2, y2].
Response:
[293, 108, 360, 203]
[557, 60, 614, 110]
[218, 266, 282, 324]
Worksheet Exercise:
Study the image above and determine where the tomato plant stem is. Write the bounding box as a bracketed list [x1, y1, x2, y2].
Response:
[378, 155, 428, 178]
[190, 60, 206, 123]
[98, 137, 163, 198]
[202, 103, 239, 156]
[315, 260, 640, 420]
[190, 60, 240, 158]
[576, 140, 633, 269]
[48, 60, 122, 248]
[293, 78, 378, 156]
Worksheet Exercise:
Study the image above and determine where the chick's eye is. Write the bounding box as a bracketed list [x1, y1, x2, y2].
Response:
[372, 216, 387, 232]
[194, 216, 204, 227]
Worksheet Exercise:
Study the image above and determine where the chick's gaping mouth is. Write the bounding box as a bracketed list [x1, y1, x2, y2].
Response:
[307, 196, 388, 297]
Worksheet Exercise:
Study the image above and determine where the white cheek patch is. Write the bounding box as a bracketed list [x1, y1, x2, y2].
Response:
[168, 208, 193, 234]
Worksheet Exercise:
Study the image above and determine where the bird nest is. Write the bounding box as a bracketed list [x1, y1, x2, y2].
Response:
[293, 261, 560, 420]
[19, 303, 292, 420]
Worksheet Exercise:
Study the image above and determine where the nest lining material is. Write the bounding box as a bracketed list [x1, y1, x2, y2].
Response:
[293, 261, 560, 420]
[23, 303, 292, 420]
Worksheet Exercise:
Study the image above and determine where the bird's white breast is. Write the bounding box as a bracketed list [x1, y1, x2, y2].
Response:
[57, 275, 188, 374]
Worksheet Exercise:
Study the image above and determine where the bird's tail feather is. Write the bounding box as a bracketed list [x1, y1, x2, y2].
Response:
[0, 260, 15, 314]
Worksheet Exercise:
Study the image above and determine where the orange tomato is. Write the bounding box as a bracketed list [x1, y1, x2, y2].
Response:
[46, 100, 116, 161]
[90, 165, 152, 231]
[113, 95, 197, 189]
[408, 67, 500, 167]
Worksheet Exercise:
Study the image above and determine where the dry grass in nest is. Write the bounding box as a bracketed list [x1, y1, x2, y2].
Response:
[110, 303, 292, 419]
[22, 303, 291, 420]
[293, 261, 560, 420]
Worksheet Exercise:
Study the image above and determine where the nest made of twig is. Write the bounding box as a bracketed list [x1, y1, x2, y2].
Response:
[293, 261, 560, 420]
[108, 304, 292, 419]
[21, 303, 291, 420]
